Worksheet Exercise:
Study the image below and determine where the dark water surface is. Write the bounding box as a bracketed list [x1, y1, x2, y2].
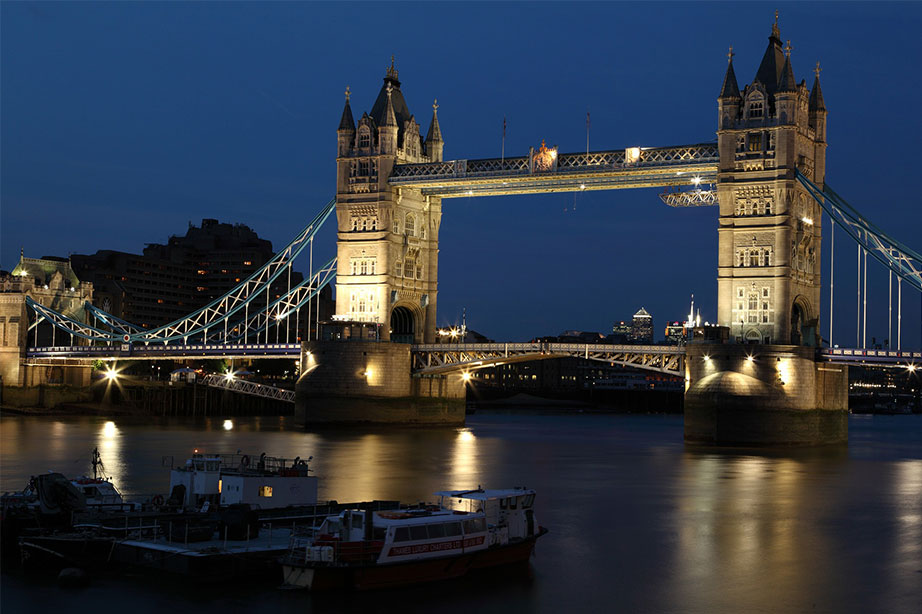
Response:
[2, 413, 921, 613]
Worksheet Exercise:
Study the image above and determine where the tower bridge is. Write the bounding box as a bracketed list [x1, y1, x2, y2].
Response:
[6, 16, 921, 444]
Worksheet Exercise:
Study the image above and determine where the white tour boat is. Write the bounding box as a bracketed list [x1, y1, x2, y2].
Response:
[281, 487, 547, 590]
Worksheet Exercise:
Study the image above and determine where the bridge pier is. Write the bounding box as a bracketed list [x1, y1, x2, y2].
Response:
[294, 340, 465, 426]
[684, 343, 848, 446]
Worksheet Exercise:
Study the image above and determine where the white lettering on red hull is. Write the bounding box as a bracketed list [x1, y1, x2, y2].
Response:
[387, 535, 485, 557]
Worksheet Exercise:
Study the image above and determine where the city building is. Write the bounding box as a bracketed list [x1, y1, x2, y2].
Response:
[631, 307, 653, 343]
[610, 321, 631, 344]
[70, 219, 303, 330]
[664, 321, 689, 344]
[1, 255, 94, 385]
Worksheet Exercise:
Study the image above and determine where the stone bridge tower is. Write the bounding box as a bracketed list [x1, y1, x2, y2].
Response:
[334, 59, 443, 343]
[716, 16, 827, 346]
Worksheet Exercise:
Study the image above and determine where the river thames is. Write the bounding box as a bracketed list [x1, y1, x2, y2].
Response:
[1, 412, 920, 613]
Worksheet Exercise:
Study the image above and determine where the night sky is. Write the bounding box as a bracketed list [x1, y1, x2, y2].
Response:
[2, 2, 920, 345]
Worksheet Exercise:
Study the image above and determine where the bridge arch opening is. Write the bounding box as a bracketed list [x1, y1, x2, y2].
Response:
[791, 296, 816, 347]
[390, 305, 416, 344]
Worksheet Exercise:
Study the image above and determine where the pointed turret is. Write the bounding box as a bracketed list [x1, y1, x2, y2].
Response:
[809, 62, 826, 111]
[425, 99, 444, 161]
[377, 82, 399, 154]
[382, 84, 397, 128]
[754, 13, 786, 94]
[339, 86, 355, 132]
[778, 42, 797, 92]
[719, 48, 741, 99]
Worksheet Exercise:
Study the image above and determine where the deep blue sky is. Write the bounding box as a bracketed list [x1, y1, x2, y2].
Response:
[2, 2, 921, 345]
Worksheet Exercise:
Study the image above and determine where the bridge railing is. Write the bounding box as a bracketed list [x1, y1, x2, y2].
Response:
[390, 143, 719, 183]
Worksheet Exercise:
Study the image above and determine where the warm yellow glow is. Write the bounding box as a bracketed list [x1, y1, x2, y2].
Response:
[778, 359, 790, 385]
[802, 217, 814, 225]
[908, 364, 917, 373]
[461, 372, 472, 382]
[223, 419, 234, 431]
[104, 368, 119, 381]
[692, 176, 702, 186]
[225, 371, 235, 381]
[103, 421, 117, 439]
[746, 355, 754, 362]
[703, 355, 711, 361]
[626, 146, 641, 164]
[364, 370, 372, 377]
[579, 184, 586, 190]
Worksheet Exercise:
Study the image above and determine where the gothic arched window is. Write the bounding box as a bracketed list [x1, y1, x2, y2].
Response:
[358, 129, 370, 149]
[405, 213, 416, 237]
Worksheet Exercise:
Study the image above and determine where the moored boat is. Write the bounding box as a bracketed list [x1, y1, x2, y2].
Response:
[281, 487, 547, 591]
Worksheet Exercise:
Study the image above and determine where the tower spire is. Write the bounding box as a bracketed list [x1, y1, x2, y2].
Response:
[426, 98, 443, 143]
[778, 42, 797, 91]
[338, 85, 355, 131]
[809, 61, 826, 111]
[382, 83, 397, 127]
[719, 46, 741, 99]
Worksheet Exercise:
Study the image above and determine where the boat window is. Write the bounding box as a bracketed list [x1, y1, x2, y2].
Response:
[427, 524, 446, 539]
[373, 527, 387, 540]
[463, 518, 486, 534]
[410, 526, 428, 541]
[523, 494, 535, 508]
[352, 512, 364, 525]
[499, 498, 507, 509]
[194, 461, 205, 471]
[444, 522, 462, 537]
[206, 461, 219, 471]
[394, 527, 410, 542]
[259, 486, 273, 497]
[509, 497, 518, 510]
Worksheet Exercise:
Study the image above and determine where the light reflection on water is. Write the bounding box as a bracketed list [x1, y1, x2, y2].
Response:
[1, 413, 920, 613]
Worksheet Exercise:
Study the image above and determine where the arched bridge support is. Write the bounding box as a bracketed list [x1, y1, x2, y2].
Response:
[684, 343, 847, 446]
[294, 340, 465, 426]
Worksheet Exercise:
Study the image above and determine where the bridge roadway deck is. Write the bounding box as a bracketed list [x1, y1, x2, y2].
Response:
[23, 344, 919, 372]
[388, 143, 719, 198]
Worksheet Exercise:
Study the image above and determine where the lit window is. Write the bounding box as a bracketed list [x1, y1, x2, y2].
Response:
[243, 261, 252, 266]
[259, 486, 273, 497]
[748, 133, 762, 152]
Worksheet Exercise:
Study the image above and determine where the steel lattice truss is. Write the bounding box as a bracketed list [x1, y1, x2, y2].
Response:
[201, 374, 295, 403]
[25, 199, 336, 344]
[659, 188, 718, 207]
[797, 171, 922, 293]
[389, 143, 719, 198]
[411, 343, 686, 376]
[210, 258, 337, 343]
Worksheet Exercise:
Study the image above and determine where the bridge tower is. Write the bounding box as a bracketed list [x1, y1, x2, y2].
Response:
[685, 16, 847, 446]
[715, 17, 827, 345]
[334, 59, 443, 343]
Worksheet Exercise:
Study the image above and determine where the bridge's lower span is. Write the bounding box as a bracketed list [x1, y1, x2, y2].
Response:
[411, 343, 686, 376]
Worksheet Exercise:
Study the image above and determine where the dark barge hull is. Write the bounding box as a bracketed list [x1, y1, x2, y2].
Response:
[283, 529, 547, 591]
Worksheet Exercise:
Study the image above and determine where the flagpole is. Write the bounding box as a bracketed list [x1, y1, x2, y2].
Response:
[502, 115, 506, 168]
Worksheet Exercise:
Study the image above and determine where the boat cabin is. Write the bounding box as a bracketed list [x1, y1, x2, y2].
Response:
[435, 487, 538, 542]
[168, 452, 318, 510]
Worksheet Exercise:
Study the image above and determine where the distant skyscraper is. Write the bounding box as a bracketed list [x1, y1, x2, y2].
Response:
[631, 307, 653, 343]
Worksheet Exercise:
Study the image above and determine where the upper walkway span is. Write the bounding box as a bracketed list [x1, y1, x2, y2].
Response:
[388, 143, 719, 200]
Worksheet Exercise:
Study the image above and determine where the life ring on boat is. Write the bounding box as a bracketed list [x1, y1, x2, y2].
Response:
[152, 494, 164, 506]
[241, 455, 250, 467]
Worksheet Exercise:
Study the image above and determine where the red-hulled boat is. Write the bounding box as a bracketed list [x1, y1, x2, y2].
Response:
[281, 487, 547, 590]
